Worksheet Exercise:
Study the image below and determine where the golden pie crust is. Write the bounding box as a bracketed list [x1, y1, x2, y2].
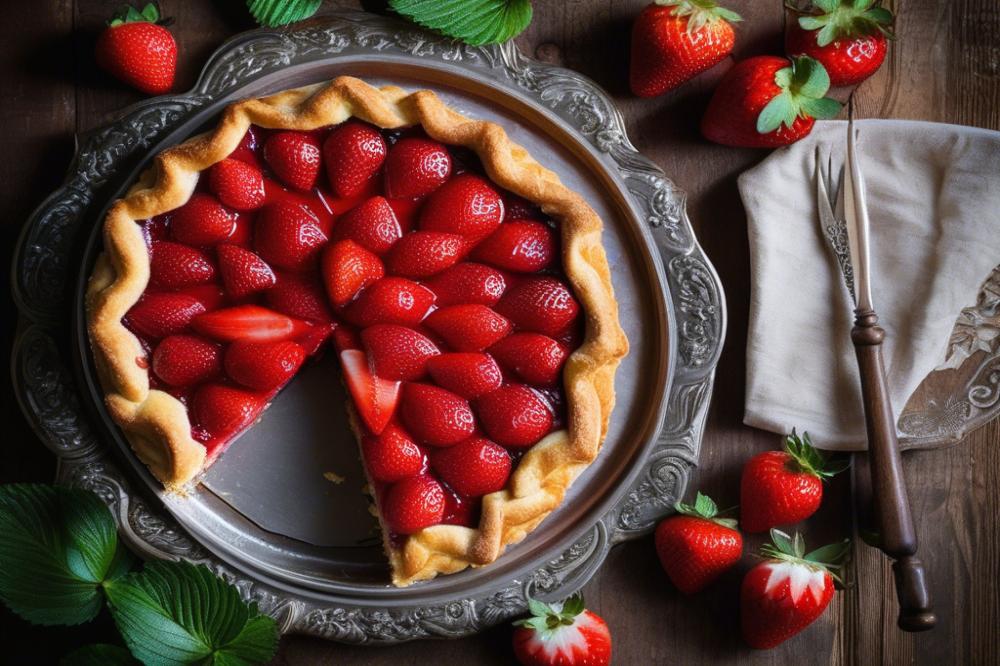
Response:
[86, 77, 629, 585]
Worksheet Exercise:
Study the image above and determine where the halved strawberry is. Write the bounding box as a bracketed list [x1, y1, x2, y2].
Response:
[400, 383, 476, 447]
[151, 334, 221, 387]
[361, 324, 440, 381]
[425, 353, 503, 399]
[361, 423, 426, 484]
[343, 277, 435, 327]
[217, 244, 275, 298]
[263, 131, 321, 191]
[340, 349, 400, 434]
[320, 239, 384, 308]
[224, 339, 306, 392]
[125, 293, 206, 340]
[323, 121, 387, 198]
[422, 263, 507, 307]
[384, 137, 452, 199]
[254, 201, 328, 272]
[424, 304, 512, 352]
[476, 385, 553, 448]
[149, 241, 216, 289]
[495, 277, 581, 337]
[332, 325, 362, 352]
[489, 333, 569, 386]
[169, 193, 238, 247]
[385, 231, 466, 278]
[419, 173, 504, 240]
[472, 220, 556, 273]
[265, 271, 333, 322]
[208, 158, 266, 211]
[381, 474, 446, 535]
[331, 196, 402, 254]
[191, 305, 311, 343]
[431, 436, 511, 498]
[191, 384, 267, 440]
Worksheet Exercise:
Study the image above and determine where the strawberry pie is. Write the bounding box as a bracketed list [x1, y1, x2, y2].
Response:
[86, 77, 628, 585]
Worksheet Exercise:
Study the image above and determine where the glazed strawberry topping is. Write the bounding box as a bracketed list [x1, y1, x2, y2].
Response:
[124, 123, 583, 535]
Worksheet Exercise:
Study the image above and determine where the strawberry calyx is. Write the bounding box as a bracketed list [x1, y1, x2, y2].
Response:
[756, 55, 842, 134]
[783, 428, 850, 480]
[674, 491, 738, 529]
[108, 2, 169, 27]
[759, 528, 851, 584]
[790, 0, 894, 46]
[513, 593, 586, 634]
[654, 0, 742, 34]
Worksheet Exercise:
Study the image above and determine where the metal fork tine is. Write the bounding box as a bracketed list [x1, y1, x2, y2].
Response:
[815, 145, 834, 220]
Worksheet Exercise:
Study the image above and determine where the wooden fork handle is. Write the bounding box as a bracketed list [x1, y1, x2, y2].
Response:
[852, 308, 936, 632]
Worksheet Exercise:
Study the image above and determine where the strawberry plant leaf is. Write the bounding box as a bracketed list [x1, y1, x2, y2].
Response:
[805, 539, 851, 565]
[0, 484, 135, 626]
[791, 56, 831, 98]
[693, 491, 717, 517]
[140, 3, 159, 23]
[61, 644, 138, 666]
[390, 0, 533, 46]
[814, 0, 839, 12]
[770, 529, 796, 556]
[757, 92, 793, 133]
[246, 0, 323, 28]
[104, 561, 279, 666]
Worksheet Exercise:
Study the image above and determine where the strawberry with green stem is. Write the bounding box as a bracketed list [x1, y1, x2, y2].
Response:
[512, 594, 612, 666]
[654, 491, 743, 594]
[95, 3, 177, 95]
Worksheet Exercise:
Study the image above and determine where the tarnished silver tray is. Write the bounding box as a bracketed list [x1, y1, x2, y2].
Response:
[11, 12, 725, 643]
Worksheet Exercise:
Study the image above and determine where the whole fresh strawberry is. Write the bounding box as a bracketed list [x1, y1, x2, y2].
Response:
[95, 3, 177, 95]
[512, 594, 612, 666]
[786, 0, 894, 87]
[701, 55, 842, 147]
[741, 529, 850, 649]
[741, 430, 848, 533]
[654, 492, 742, 595]
[630, 0, 741, 97]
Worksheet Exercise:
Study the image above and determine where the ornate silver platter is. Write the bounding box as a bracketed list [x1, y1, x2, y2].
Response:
[11, 12, 725, 643]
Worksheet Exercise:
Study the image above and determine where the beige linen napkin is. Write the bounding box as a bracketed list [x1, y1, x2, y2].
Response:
[740, 119, 1000, 450]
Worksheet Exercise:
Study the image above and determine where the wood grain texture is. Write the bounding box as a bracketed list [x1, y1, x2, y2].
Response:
[1, 0, 998, 663]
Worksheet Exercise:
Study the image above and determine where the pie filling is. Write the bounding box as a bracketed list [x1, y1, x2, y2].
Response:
[123, 121, 583, 541]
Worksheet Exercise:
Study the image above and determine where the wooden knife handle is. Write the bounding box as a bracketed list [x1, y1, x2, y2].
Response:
[851, 308, 936, 632]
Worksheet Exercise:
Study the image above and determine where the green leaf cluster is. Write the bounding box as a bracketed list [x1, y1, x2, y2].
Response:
[798, 0, 894, 46]
[513, 593, 586, 635]
[108, 3, 161, 27]
[761, 528, 851, 582]
[674, 491, 739, 529]
[246, 0, 323, 28]
[757, 56, 842, 134]
[390, 0, 534, 46]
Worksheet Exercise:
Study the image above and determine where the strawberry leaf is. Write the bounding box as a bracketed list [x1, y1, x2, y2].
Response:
[757, 92, 794, 134]
[246, 0, 323, 27]
[390, 0, 533, 46]
[814, 0, 839, 11]
[805, 539, 851, 566]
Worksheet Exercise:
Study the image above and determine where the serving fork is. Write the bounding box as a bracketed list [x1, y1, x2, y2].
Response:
[815, 119, 936, 632]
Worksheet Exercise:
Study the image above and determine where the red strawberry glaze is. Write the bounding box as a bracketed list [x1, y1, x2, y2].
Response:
[124, 124, 582, 536]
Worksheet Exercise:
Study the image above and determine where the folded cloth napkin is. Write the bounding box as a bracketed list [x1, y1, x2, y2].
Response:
[740, 119, 1000, 451]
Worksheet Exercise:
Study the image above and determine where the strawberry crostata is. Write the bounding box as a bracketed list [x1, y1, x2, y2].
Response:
[86, 77, 628, 585]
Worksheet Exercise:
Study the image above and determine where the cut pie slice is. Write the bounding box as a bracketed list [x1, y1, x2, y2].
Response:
[86, 77, 628, 585]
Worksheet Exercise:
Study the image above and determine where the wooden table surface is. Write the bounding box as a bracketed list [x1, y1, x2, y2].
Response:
[2, 1, 998, 664]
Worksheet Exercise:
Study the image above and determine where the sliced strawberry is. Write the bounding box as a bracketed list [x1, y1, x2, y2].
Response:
[343, 277, 435, 327]
[383, 137, 452, 199]
[422, 263, 507, 307]
[125, 293, 206, 340]
[191, 383, 267, 441]
[476, 385, 553, 448]
[419, 173, 504, 241]
[208, 158, 266, 211]
[361, 325, 440, 381]
[254, 201, 328, 272]
[332, 196, 402, 254]
[224, 339, 306, 392]
[151, 335, 221, 387]
[320, 239, 384, 308]
[323, 121, 387, 198]
[495, 277, 581, 337]
[384, 231, 466, 279]
[263, 131, 321, 191]
[400, 383, 476, 447]
[381, 474, 446, 535]
[489, 332, 569, 386]
[177, 284, 226, 311]
[471, 219, 556, 273]
[191, 305, 311, 343]
[217, 244, 275, 298]
[265, 271, 333, 322]
[431, 436, 512, 498]
[340, 349, 400, 435]
[425, 353, 502, 399]
[332, 325, 362, 352]
[424, 304, 512, 352]
[149, 241, 216, 289]
[169, 193, 238, 247]
[361, 423, 426, 484]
